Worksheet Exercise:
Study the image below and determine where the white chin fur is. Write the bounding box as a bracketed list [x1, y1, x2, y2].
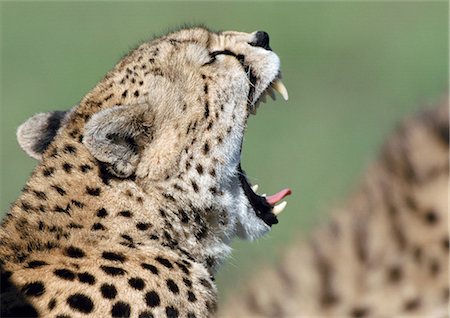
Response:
[234, 187, 271, 240]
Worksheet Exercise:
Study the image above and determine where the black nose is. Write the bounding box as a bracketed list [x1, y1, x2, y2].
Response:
[252, 31, 271, 50]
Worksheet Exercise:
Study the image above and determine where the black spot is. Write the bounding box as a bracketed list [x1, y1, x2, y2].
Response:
[20, 201, 33, 212]
[204, 101, 210, 119]
[429, 259, 440, 276]
[54, 204, 71, 214]
[43, 167, 55, 177]
[54, 268, 76, 281]
[86, 186, 101, 196]
[139, 311, 155, 318]
[122, 90, 128, 98]
[65, 246, 85, 258]
[165, 306, 179, 318]
[141, 263, 159, 275]
[155, 256, 173, 269]
[178, 210, 189, 223]
[78, 272, 96, 285]
[48, 298, 57, 310]
[102, 251, 126, 263]
[195, 164, 203, 174]
[80, 164, 92, 173]
[134, 90, 140, 97]
[118, 210, 132, 218]
[203, 83, 208, 94]
[27, 260, 48, 268]
[191, 180, 199, 193]
[69, 129, 79, 139]
[187, 313, 197, 318]
[33, 190, 47, 200]
[187, 291, 197, 302]
[129, 277, 145, 290]
[67, 293, 94, 313]
[412, 246, 422, 263]
[71, 200, 84, 208]
[62, 163, 73, 173]
[100, 283, 117, 299]
[100, 265, 127, 276]
[22, 281, 45, 297]
[121, 234, 134, 242]
[112, 301, 131, 318]
[404, 297, 421, 311]
[350, 307, 370, 318]
[51, 185, 67, 196]
[175, 262, 189, 275]
[199, 278, 212, 289]
[166, 279, 179, 294]
[387, 265, 402, 283]
[95, 208, 108, 218]
[145, 291, 160, 307]
[424, 209, 438, 225]
[203, 142, 209, 154]
[183, 278, 192, 288]
[443, 236, 449, 251]
[209, 187, 218, 195]
[92, 223, 106, 231]
[64, 144, 77, 154]
[136, 222, 151, 231]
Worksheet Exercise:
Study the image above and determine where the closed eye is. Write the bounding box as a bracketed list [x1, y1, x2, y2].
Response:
[203, 50, 245, 67]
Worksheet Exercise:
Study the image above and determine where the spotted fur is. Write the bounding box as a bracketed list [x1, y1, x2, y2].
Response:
[220, 98, 449, 317]
[1, 27, 286, 317]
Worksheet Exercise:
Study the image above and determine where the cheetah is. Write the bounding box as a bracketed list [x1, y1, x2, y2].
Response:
[220, 98, 449, 317]
[0, 27, 292, 317]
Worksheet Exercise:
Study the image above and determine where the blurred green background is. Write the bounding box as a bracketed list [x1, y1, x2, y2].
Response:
[1, 1, 447, 303]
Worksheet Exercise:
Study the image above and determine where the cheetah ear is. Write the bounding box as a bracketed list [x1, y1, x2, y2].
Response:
[17, 110, 71, 160]
[83, 104, 154, 178]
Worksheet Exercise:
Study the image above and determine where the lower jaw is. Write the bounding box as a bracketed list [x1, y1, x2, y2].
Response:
[237, 164, 279, 226]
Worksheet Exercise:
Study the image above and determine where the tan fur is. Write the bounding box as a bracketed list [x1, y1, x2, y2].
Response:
[1, 27, 285, 317]
[219, 98, 449, 318]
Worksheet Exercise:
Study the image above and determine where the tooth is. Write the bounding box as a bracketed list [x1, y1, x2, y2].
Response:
[272, 79, 289, 101]
[267, 87, 276, 100]
[273, 201, 287, 215]
[262, 193, 266, 197]
[251, 184, 259, 192]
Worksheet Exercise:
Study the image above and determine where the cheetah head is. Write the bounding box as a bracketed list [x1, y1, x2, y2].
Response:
[17, 27, 291, 242]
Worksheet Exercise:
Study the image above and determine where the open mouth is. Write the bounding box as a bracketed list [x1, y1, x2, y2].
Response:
[240, 77, 292, 226]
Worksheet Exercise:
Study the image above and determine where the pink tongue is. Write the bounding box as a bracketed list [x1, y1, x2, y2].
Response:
[266, 188, 292, 206]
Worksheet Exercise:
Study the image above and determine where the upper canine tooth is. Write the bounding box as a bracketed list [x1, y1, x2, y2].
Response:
[273, 201, 287, 215]
[251, 184, 259, 192]
[272, 79, 289, 101]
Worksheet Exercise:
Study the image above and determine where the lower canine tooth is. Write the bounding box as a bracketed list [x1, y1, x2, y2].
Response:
[273, 201, 287, 215]
[251, 184, 259, 192]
